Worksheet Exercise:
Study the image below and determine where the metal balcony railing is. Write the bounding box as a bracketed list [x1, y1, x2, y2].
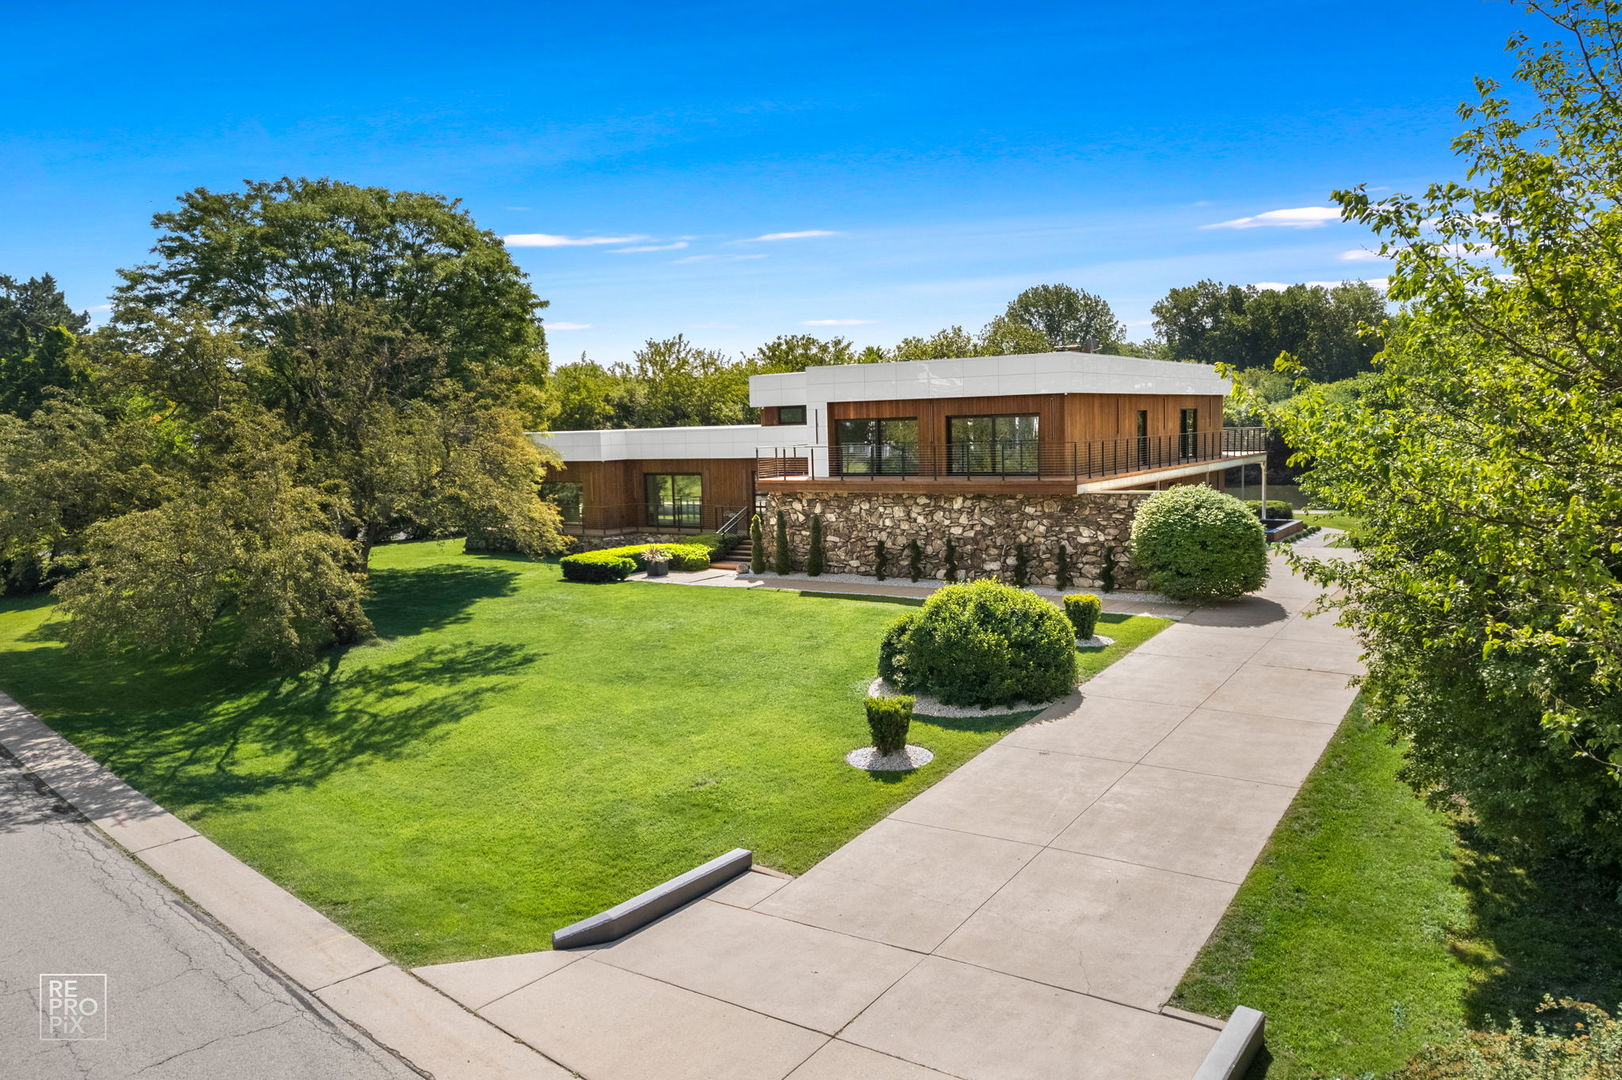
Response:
[755, 427, 1267, 483]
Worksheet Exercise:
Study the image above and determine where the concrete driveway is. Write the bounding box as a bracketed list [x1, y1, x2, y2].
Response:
[415, 549, 1362, 1080]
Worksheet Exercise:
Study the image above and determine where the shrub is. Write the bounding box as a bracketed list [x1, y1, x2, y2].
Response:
[1130, 486, 1268, 602]
[866, 696, 914, 756]
[1054, 544, 1074, 591]
[559, 550, 637, 583]
[1063, 594, 1102, 639]
[874, 539, 889, 580]
[773, 511, 791, 574]
[1011, 543, 1030, 586]
[1243, 499, 1295, 520]
[876, 611, 917, 684]
[893, 579, 1077, 706]
[806, 514, 825, 576]
[691, 531, 736, 559]
[563, 541, 711, 576]
[943, 537, 959, 582]
[748, 514, 765, 573]
[905, 539, 923, 582]
[1100, 545, 1116, 593]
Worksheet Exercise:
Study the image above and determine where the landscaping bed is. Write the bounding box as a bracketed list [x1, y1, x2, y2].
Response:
[0, 541, 1168, 968]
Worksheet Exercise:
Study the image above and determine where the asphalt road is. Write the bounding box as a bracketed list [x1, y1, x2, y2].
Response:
[0, 752, 421, 1080]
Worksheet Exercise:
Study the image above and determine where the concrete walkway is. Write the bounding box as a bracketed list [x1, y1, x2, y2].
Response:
[415, 546, 1363, 1080]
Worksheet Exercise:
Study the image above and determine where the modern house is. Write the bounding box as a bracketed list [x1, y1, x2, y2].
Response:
[532, 349, 1266, 587]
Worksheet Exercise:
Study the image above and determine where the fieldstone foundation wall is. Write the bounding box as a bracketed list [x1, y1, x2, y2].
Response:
[763, 489, 1152, 591]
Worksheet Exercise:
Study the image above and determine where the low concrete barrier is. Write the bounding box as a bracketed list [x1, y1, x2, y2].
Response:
[551, 848, 753, 949]
[1191, 1006, 1265, 1080]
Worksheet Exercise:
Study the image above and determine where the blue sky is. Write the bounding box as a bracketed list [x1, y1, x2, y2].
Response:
[3, 0, 1526, 363]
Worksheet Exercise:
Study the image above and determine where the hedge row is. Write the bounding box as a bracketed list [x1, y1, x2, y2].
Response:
[561, 538, 729, 583]
[1243, 499, 1295, 520]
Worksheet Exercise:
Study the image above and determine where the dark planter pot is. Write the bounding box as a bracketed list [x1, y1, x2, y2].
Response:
[646, 560, 670, 577]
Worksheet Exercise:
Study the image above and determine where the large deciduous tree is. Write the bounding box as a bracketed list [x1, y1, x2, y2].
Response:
[111, 178, 565, 563]
[1002, 284, 1125, 350]
[1278, 0, 1622, 863]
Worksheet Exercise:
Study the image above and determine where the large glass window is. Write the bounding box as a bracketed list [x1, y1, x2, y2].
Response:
[777, 405, 806, 425]
[835, 418, 919, 475]
[540, 481, 583, 524]
[948, 414, 1039, 475]
[645, 473, 702, 527]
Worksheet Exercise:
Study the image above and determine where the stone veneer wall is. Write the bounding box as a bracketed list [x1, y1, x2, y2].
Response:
[763, 489, 1153, 590]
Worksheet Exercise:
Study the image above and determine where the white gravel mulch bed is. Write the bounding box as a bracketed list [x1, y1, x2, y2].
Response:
[868, 677, 1064, 719]
[1076, 634, 1115, 649]
[845, 744, 935, 771]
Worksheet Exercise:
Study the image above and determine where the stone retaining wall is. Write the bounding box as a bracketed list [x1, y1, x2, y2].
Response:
[762, 489, 1152, 590]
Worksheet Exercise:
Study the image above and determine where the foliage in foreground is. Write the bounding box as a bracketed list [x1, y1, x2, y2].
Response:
[1129, 485, 1268, 602]
[884, 579, 1077, 706]
[1174, 699, 1622, 1079]
[1394, 1000, 1622, 1080]
[865, 696, 913, 755]
[1277, 1, 1622, 864]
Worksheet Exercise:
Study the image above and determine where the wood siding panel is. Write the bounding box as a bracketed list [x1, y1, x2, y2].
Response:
[548, 458, 755, 533]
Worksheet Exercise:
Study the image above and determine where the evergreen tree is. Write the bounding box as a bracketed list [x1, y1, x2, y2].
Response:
[773, 511, 791, 574]
[906, 539, 923, 582]
[806, 513, 825, 576]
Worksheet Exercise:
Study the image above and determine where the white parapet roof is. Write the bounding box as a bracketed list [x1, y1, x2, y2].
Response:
[530, 423, 807, 463]
[749, 351, 1229, 407]
[530, 352, 1230, 463]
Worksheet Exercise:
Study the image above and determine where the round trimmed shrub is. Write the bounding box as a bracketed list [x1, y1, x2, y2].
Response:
[889, 580, 1076, 707]
[877, 610, 918, 685]
[1129, 485, 1268, 602]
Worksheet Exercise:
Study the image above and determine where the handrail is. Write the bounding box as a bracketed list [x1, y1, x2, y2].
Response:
[754, 427, 1267, 483]
[715, 505, 749, 535]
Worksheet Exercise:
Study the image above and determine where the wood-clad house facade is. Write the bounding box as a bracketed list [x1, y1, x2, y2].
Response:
[531, 351, 1263, 537]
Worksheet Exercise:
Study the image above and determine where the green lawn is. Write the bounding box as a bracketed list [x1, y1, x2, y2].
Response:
[0, 541, 1166, 967]
[1171, 701, 1622, 1078]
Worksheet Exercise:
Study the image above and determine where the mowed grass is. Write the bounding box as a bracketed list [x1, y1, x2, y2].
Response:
[1171, 701, 1622, 1078]
[0, 542, 1167, 967]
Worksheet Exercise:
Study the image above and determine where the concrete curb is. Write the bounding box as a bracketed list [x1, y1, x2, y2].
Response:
[552, 848, 753, 948]
[1191, 1005, 1265, 1080]
[0, 691, 572, 1080]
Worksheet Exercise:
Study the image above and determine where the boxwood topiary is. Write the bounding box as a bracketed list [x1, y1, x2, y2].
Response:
[890, 579, 1076, 707]
[865, 696, 913, 756]
[1130, 485, 1268, 601]
[559, 550, 638, 582]
[1062, 593, 1102, 639]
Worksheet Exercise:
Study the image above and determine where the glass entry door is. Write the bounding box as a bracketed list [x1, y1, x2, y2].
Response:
[835, 418, 919, 475]
[947, 414, 1040, 475]
[645, 473, 702, 528]
[1179, 408, 1199, 458]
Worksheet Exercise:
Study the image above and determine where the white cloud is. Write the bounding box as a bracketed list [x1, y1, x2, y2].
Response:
[87, 303, 112, 312]
[1251, 278, 1388, 291]
[1341, 242, 1495, 262]
[502, 233, 649, 247]
[673, 253, 767, 264]
[1338, 248, 1390, 262]
[741, 229, 839, 242]
[545, 321, 592, 331]
[608, 241, 689, 253]
[1202, 206, 1342, 230]
[801, 318, 875, 326]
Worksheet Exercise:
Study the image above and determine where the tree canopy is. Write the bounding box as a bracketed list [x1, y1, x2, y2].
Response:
[0, 273, 89, 417]
[1152, 279, 1385, 380]
[1002, 283, 1125, 350]
[1277, 0, 1622, 863]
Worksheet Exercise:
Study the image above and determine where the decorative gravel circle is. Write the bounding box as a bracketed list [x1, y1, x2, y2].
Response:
[868, 677, 1063, 719]
[1076, 634, 1115, 649]
[846, 744, 935, 771]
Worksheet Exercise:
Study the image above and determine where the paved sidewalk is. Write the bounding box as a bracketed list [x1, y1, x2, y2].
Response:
[0, 751, 420, 1080]
[416, 549, 1362, 1080]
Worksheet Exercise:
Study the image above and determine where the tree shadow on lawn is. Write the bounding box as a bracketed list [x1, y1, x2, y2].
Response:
[1452, 822, 1622, 1029]
[364, 560, 523, 639]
